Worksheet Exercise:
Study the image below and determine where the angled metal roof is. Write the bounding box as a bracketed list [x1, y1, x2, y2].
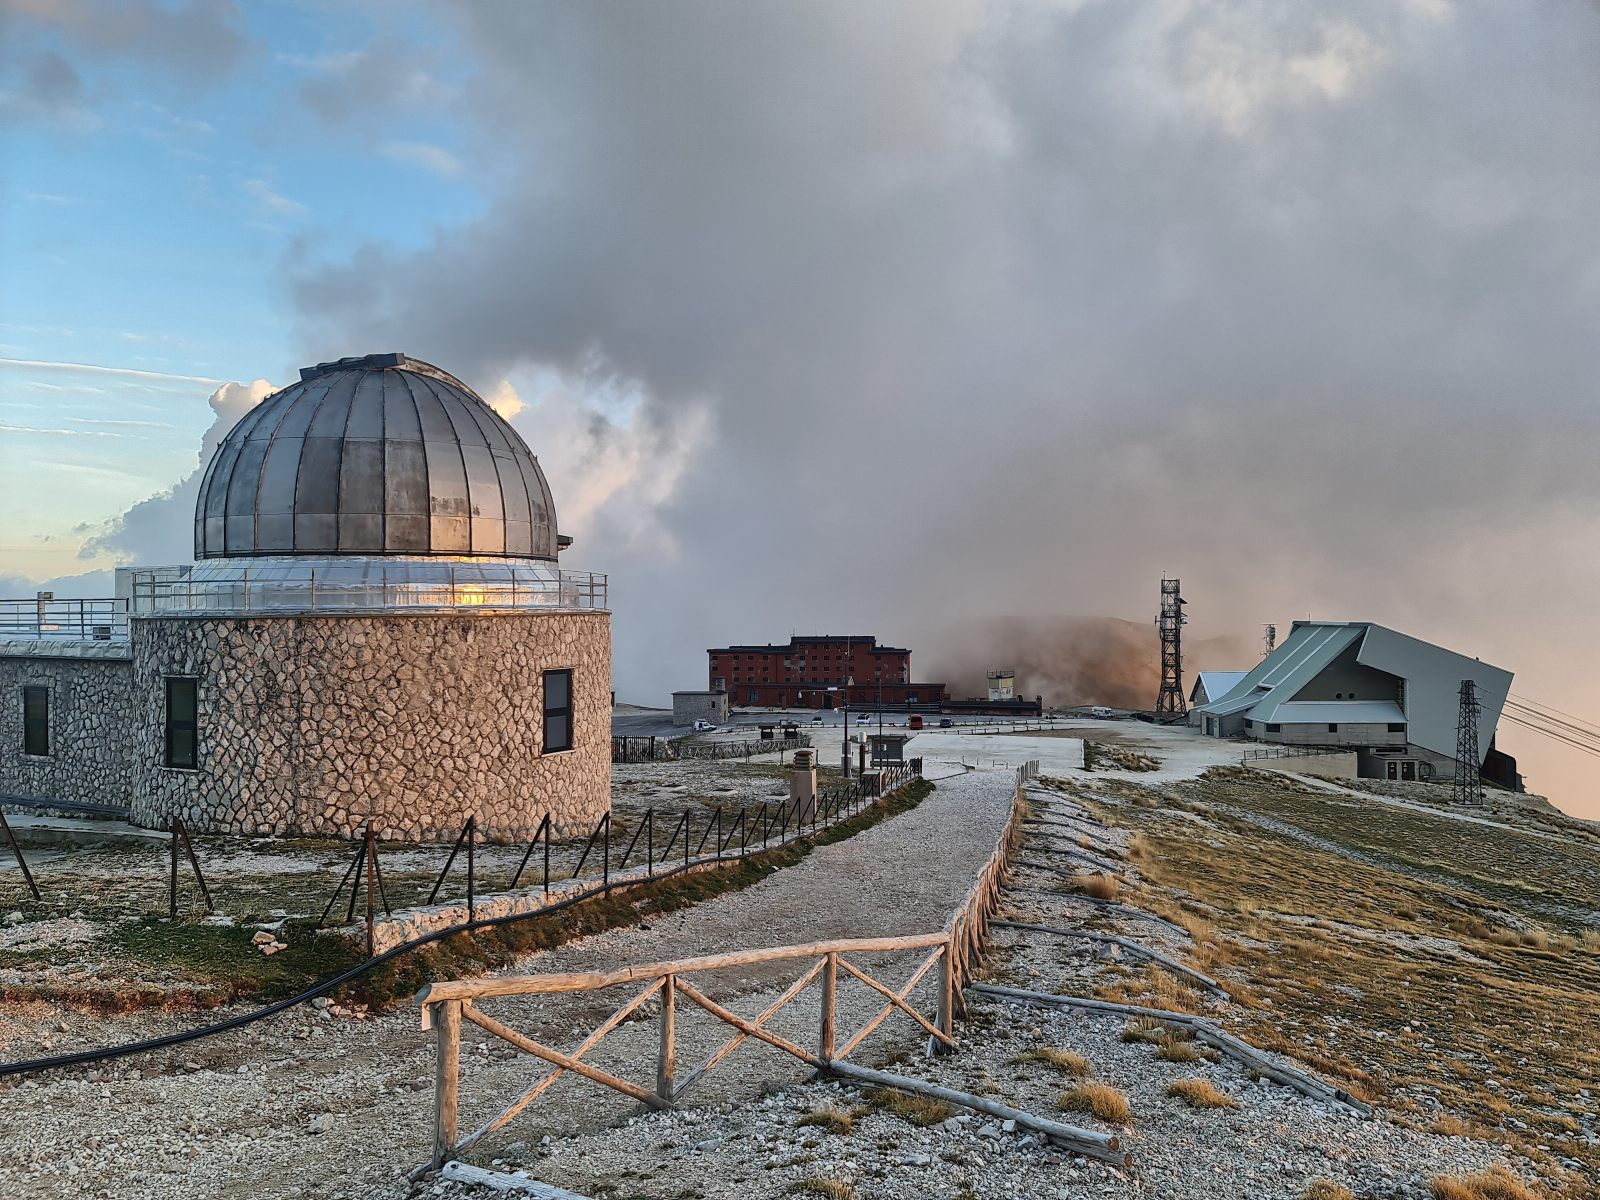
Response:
[1190, 671, 1248, 703]
[1194, 621, 1513, 762]
[194, 353, 559, 561]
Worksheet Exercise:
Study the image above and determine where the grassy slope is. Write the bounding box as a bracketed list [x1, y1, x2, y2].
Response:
[1047, 769, 1599, 1185]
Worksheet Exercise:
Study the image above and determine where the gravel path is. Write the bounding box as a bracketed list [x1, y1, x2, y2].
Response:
[0, 769, 1017, 1200]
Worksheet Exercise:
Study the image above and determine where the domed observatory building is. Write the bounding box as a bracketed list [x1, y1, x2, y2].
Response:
[126, 353, 611, 840]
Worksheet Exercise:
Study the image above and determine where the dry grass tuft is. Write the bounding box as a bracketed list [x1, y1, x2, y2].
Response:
[1428, 1165, 1540, 1200]
[1008, 1046, 1092, 1076]
[1126, 833, 1151, 860]
[795, 1108, 854, 1136]
[1581, 929, 1600, 952]
[1121, 1016, 1169, 1044]
[1132, 793, 1161, 809]
[790, 1180, 854, 1199]
[1057, 1082, 1132, 1124]
[862, 1087, 954, 1127]
[1073, 871, 1121, 901]
[1154, 1033, 1207, 1063]
[1301, 1181, 1356, 1200]
[1166, 1077, 1239, 1110]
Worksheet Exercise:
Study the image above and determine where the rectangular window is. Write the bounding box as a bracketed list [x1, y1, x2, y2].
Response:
[164, 677, 199, 769]
[22, 686, 48, 757]
[747, 689, 758, 704]
[543, 669, 574, 753]
[1327, 723, 1338, 733]
[1387, 723, 1406, 734]
[1265, 723, 1281, 733]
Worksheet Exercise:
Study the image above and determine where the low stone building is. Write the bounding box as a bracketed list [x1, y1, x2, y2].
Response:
[671, 689, 730, 727]
[0, 353, 612, 840]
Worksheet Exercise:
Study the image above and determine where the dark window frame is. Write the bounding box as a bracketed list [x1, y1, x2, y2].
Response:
[22, 685, 49, 757]
[1327, 723, 1339, 733]
[543, 668, 574, 754]
[1265, 723, 1281, 733]
[1387, 723, 1406, 734]
[164, 676, 200, 770]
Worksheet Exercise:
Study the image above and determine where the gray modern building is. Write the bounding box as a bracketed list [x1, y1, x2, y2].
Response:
[0, 353, 613, 840]
[1191, 620, 1512, 782]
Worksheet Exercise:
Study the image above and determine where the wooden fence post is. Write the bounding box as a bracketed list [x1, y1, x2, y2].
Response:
[935, 938, 954, 1050]
[433, 999, 462, 1167]
[657, 974, 676, 1103]
[820, 952, 838, 1062]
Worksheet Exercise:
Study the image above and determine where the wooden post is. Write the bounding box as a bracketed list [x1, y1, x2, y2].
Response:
[935, 939, 954, 1050]
[656, 974, 676, 1103]
[819, 952, 838, 1062]
[433, 999, 462, 1167]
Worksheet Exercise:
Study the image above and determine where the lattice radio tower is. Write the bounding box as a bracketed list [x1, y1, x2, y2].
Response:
[1155, 577, 1187, 717]
[1451, 678, 1483, 806]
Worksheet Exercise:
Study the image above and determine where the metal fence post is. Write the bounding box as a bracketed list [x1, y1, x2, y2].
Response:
[364, 822, 377, 957]
[168, 816, 179, 918]
[466, 816, 476, 922]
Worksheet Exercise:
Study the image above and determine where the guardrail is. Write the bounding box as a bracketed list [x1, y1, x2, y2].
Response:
[408, 758, 1115, 1173]
[0, 595, 128, 640]
[1239, 745, 1350, 763]
[127, 567, 608, 615]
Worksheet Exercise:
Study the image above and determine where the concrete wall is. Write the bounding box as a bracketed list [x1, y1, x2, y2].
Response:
[0, 646, 137, 809]
[1289, 642, 1400, 702]
[129, 610, 611, 840]
[1245, 719, 1405, 750]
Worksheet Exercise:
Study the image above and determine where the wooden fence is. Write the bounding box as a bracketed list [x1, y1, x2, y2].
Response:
[410, 759, 1123, 1169]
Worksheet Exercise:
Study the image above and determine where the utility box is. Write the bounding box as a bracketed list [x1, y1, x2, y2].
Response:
[790, 748, 817, 822]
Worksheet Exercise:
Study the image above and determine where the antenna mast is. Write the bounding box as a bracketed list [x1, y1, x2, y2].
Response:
[1155, 577, 1187, 718]
[1452, 679, 1483, 806]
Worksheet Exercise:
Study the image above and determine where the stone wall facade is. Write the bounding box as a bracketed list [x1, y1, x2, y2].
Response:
[129, 610, 611, 840]
[0, 646, 138, 810]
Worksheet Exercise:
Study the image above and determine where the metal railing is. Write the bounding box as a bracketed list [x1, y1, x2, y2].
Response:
[0, 595, 128, 640]
[1240, 744, 1350, 763]
[127, 566, 608, 615]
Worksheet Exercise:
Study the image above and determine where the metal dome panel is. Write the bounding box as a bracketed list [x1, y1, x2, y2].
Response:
[194, 353, 560, 561]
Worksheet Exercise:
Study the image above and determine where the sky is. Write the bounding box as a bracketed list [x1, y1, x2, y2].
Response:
[2, 0, 1599, 818]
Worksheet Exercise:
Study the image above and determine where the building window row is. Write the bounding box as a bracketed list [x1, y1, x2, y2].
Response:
[21, 671, 581, 768]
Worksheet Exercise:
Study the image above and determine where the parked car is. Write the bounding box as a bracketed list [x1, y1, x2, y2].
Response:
[938, 717, 953, 728]
[692, 719, 720, 732]
[810, 714, 824, 723]
[907, 714, 924, 729]
[856, 712, 871, 723]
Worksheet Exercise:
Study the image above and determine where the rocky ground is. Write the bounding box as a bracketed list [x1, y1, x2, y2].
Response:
[1, 722, 1593, 1200]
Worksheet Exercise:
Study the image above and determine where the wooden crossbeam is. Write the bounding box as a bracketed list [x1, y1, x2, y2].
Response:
[461, 1002, 669, 1111]
[835, 946, 950, 1059]
[674, 960, 824, 1100]
[458, 979, 665, 1151]
[418, 932, 949, 1005]
[672, 978, 823, 1069]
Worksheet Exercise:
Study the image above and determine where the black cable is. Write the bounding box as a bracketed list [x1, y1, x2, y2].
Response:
[1500, 712, 1600, 758]
[0, 860, 690, 1079]
[0, 771, 925, 1080]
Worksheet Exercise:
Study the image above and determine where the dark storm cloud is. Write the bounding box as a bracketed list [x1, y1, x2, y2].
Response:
[284, 2, 1599, 794]
[0, 0, 250, 90]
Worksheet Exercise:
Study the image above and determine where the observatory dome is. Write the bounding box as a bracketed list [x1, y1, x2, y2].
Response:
[194, 353, 560, 561]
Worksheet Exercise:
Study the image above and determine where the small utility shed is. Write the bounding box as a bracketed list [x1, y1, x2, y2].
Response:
[1188, 671, 1248, 716]
[1191, 621, 1511, 781]
[672, 690, 730, 727]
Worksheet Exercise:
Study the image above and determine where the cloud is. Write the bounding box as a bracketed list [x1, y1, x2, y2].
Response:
[0, 0, 250, 81]
[78, 378, 275, 564]
[380, 139, 465, 178]
[244, 178, 307, 218]
[272, 1, 1600, 813]
[482, 378, 523, 419]
[0, 357, 223, 385]
[0, 49, 99, 129]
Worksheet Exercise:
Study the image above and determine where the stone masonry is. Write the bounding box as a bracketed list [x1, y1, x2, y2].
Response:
[128, 610, 611, 841]
[0, 645, 138, 810]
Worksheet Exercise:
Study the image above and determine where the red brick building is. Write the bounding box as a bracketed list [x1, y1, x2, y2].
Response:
[707, 635, 947, 709]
